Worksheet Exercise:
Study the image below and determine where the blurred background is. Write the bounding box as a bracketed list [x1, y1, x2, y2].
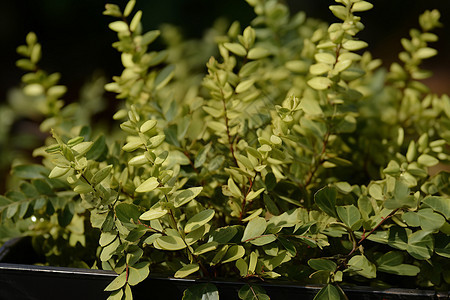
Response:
[0, 0, 449, 193]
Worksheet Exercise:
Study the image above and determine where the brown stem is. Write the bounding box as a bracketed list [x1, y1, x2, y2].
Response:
[346, 208, 400, 258]
[164, 195, 211, 278]
[214, 72, 239, 167]
[304, 130, 331, 188]
[239, 173, 257, 222]
[183, 150, 200, 174]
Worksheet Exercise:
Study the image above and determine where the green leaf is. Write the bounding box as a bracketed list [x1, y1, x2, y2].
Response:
[107, 289, 123, 300]
[347, 255, 376, 278]
[140, 120, 157, 133]
[123, 0, 135, 17]
[224, 42, 247, 56]
[352, 1, 373, 12]
[247, 47, 270, 60]
[235, 79, 255, 93]
[48, 166, 70, 178]
[417, 154, 439, 167]
[384, 180, 415, 209]
[307, 77, 332, 90]
[135, 177, 159, 193]
[238, 284, 270, 300]
[155, 65, 175, 90]
[175, 263, 199, 278]
[310, 63, 331, 76]
[91, 165, 113, 185]
[100, 232, 117, 247]
[236, 259, 249, 277]
[336, 205, 361, 229]
[422, 196, 450, 219]
[129, 10, 142, 32]
[329, 5, 347, 21]
[128, 263, 150, 286]
[308, 259, 337, 272]
[115, 203, 141, 224]
[313, 284, 340, 300]
[210, 226, 239, 244]
[33, 179, 56, 196]
[184, 209, 215, 233]
[72, 142, 93, 157]
[387, 226, 408, 250]
[182, 283, 219, 300]
[402, 211, 421, 227]
[250, 234, 277, 246]
[194, 143, 212, 168]
[300, 98, 323, 115]
[141, 30, 161, 47]
[222, 245, 245, 264]
[406, 230, 434, 260]
[174, 187, 203, 208]
[314, 53, 336, 64]
[155, 236, 187, 251]
[342, 40, 368, 51]
[123, 140, 144, 152]
[435, 233, 450, 258]
[140, 202, 168, 220]
[104, 272, 127, 291]
[86, 135, 108, 161]
[415, 47, 438, 59]
[12, 164, 49, 179]
[193, 241, 218, 255]
[314, 186, 337, 218]
[109, 21, 128, 32]
[242, 217, 267, 242]
[417, 208, 446, 231]
[376, 251, 420, 276]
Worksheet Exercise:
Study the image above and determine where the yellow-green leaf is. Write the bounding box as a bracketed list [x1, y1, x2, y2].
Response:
[224, 42, 247, 57]
[184, 209, 215, 233]
[135, 177, 159, 193]
[140, 203, 167, 220]
[104, 272, 126, 291]
[174, 263, 199, 278]
[307, 77, 332, 90]
[173, 187, 203, 207]
[154, 236, 187, 251]
[221, 245, 245, 264]
[247, 47, 270, 60]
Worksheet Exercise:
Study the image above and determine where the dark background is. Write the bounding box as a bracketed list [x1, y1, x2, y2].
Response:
[0, 0, 449, 104]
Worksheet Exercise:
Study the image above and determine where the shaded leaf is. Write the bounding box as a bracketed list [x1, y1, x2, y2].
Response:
[242, 217, 267, 242]
[308, 259, 337, 272]
[175, 263, 199, 278]
[238, 284, 270, 300]
[115, 203, 141, 224]
[222, 245, 245, 264]
[135, 177, 159, 193]
[185, 209, 215, 233]
[422, 196, 450, 219]
[104, 272, 127, 291]
[128, 263, 150, 286]
[406, 230, 434, 260]
[336, 205, 361, 229]
[314, 187, 337, 218]
[155, 236, 187, 251]
[313, 284, 340, 300]
[348, 255, 376, 278]
[182, 283, 219, 300]
[174, 187, 203, 208]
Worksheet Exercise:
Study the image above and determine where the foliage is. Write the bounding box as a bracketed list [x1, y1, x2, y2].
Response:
[1, 0, 449, 299]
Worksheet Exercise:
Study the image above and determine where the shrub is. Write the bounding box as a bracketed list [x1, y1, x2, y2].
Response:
[1, 0, 449, 299]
